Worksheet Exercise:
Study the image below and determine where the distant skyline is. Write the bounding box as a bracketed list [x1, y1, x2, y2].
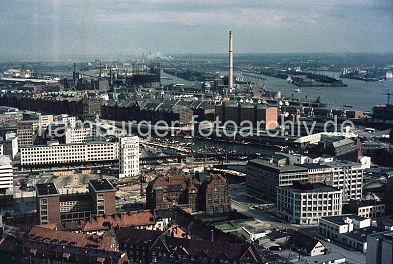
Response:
[1, 0, 393, 60]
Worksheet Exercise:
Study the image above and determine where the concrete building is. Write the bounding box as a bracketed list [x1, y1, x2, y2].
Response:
[344, 200, 385, 218]
[16, 121, 36, 147]
[119, 136, 140, 178]
[36, 179, 116, 225]
[319, 214, 375, 253]
[246, 158, 308, 200]
[20, 141, 119, 167]
[367, 231, 393, 264]
[246, 158, 364, 202]
[277, 182, 342, 225]
[0, 156, 13, 196]
[0, 133, 18, 159]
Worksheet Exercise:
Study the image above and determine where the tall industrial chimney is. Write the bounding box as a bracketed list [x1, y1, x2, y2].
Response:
[228, 30, 234, 91]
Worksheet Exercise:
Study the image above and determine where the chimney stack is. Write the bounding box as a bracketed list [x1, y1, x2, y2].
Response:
[228, 30, 234, 91]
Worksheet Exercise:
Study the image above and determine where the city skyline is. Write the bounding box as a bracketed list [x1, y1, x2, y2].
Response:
[1, 0, 393, 60]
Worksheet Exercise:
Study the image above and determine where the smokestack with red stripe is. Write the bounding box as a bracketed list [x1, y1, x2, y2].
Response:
[229, 30, 234, 91]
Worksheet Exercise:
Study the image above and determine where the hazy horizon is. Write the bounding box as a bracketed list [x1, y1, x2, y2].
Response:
[1, 0, 393, 60]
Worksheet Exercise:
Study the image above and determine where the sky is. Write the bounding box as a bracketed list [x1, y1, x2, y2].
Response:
[0, 0, 392, 60]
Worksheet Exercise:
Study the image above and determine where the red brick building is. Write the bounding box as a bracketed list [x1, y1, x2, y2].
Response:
[146, 172, 231, 215]
[36, 179, 116, 225]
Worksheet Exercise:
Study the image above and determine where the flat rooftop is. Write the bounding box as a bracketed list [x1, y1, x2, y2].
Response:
[247, 159, 307, 173]
[88, 179, 115, 192]
[321, 214, 367, 225]
[281, 182, 339, 193]
[36, 183, 59, 197]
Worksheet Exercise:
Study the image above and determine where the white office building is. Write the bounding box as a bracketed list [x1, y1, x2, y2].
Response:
[277, 182, 342, 225]
[0, 156, 13, 195]
[20, 141, 119, 166]
[119, 136, 140, 178]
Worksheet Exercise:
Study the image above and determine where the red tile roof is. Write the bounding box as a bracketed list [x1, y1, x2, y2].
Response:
[26, 226, 115, 251]
[81, 210, 156, 232]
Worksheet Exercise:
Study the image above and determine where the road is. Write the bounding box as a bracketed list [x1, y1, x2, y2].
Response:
[229, 183, 367, 264]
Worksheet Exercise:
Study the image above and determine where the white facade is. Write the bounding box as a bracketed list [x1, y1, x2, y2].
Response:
[119, 136, 140, 178]
[277, 183, 342, 225]
[38, 114, 54, 128]
[65, 127, 94, 144]
[0, 156, 13, 195]
[20, 141, 119, 166]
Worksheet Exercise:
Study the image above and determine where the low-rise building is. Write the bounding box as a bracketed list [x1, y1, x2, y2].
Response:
[286, 231, 326, 256]
[344, 199, 385, 218]
[277, 182, 342, 225]
[295, 252, 346, 264]
[319, 214, 377, 253]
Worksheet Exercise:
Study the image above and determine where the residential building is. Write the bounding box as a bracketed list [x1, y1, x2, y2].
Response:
[0, 156, 13, 196]
[286, 231, 326, 256]
[344, 200, 385, 218]
[277, 182, 342, 225]
[367, 231, 393, 264]
[23, 226, 128, 264]
[119, 136, 140, 178]
[36, 179, 116, 225]
[114, 227, 263, 264]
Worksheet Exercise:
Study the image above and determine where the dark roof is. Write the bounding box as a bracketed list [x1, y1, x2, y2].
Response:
[36, 183, 59, 197]
[247, 159, 307, 173]
[287, 231, 322, 253]
[343, 227, 383, 243]
[88, 179, 115, 192]
[280, 182, 339, 193]
[114, 227, 162, 245]
[59, 193, 92, 203]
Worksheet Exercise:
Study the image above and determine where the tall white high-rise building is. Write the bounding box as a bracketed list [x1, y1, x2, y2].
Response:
[0, 156, 13, 195]
[119, 136, 140, 179]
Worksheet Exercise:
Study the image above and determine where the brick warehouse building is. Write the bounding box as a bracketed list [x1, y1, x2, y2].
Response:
[146, 172, 231, 215]
[36, 179, 116, 224]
